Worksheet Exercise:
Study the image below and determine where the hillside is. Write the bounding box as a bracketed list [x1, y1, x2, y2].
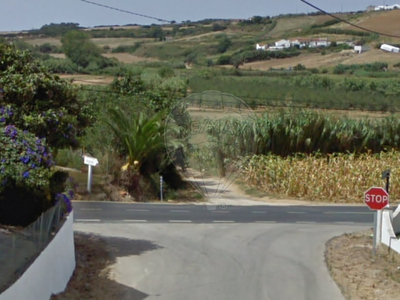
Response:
[7, 9, 400, 71]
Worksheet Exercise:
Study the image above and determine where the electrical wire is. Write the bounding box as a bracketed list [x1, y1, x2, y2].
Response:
[300, 0, 400, 38]
[78, 0, 173, 24]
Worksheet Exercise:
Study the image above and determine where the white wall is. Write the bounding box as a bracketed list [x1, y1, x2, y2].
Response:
[381, 208, 400, 254]
[0, 212, 75, 300]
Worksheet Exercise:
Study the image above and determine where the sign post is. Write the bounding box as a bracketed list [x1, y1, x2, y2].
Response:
[84, 156, 99, 194]
[364, 186, 389, 258]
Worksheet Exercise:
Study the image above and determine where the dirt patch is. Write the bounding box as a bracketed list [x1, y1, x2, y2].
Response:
[326, 230, 400, 300]
[51, 233, 115, 300]
[51, 233, 155, 300]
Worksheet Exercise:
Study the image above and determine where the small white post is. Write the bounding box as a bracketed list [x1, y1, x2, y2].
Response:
[373, 211, 377, 258]
[87, 164, 93, 194]
[160, 175, 163, 201]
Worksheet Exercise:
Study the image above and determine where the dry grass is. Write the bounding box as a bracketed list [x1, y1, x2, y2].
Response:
[344, 10, 400, 38]
[241, 151, 400, 204]
[326, 230, 400, 300]
[269, 15, 334, 37]
[24, 38, 62, 46]
[102, 53, 158, 63]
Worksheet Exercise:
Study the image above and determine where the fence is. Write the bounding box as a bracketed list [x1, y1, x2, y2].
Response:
[0, 201, 67, 293]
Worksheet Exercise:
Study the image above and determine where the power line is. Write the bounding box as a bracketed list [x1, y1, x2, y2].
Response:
[78, 0, 173, 24]
[300, 0, 400, 38]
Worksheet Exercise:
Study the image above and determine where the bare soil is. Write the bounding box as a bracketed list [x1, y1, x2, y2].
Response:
[50, 233, 119, 300]
[326, 230, 400, 300]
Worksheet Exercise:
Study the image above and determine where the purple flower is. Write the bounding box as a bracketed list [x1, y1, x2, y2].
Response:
[22, 171, 29, 178]
[20, 156, 30, 164]
[0, 117, 5, 123]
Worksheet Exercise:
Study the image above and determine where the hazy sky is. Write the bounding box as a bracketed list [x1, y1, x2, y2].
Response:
[0, 0, 393, 31]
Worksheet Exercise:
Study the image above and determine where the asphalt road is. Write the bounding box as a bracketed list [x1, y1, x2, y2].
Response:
[73, 201, 372, 300]
[75, 222, 367, 300]
[73, 201, 373, 225]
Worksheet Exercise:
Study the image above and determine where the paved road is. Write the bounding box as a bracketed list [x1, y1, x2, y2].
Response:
[73, 201, 373, 225]
[75, 222, 367, 300]
[73, 202, 371, 300]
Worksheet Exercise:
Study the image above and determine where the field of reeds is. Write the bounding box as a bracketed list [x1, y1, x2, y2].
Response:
[205, 110, 400, 157]
[240, 152, 400, 203]
[197, 110, 400, 202]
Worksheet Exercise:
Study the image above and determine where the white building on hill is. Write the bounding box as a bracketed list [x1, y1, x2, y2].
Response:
[374, 4, 400, 10]
[380, 44, 400, 53]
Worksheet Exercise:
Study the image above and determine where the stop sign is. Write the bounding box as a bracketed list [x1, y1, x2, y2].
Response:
[364, 187, 389, 210]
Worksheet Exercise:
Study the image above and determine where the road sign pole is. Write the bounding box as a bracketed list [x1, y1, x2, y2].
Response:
[87, 164, 93, 194]
[373, 211, 377, 258]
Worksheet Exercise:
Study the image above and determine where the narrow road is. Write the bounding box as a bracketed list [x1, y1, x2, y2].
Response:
[73, 201, 372, 224]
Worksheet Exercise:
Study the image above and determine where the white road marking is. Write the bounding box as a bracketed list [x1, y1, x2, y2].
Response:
[252, 211, 267, 214]
[210, 211, 229, 213]
[288, 211, 306, 214]
[126, 209, 149, 212]
[334, 222, 356, 225]
[323, 212, 372, 215]
[212, 220, 234, 223]
[123, 220, 148, 223]
[255, 221, 276, 224]
[170, 210, 191, 213]
[168, 220, 192, 223]
[80, 208, 102, 211]
[296, 221, 316, 224]
[75, 219, 101, 222]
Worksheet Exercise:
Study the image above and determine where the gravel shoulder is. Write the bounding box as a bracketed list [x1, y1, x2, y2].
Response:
[325, 230, 400, 300]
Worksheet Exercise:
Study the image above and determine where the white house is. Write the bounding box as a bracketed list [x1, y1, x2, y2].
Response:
[275, 39, 291, 48]
[309, 38, 330, 48]
[354, 45, 369, 54]
[380, 43, 400, 53]
[374, 4, 400, 10]
[256, 43, 267, 51]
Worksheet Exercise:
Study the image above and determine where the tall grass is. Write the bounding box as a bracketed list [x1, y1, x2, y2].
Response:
[204, 110, 400, 157]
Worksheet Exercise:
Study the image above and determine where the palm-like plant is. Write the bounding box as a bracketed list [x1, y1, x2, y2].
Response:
[106, 107, 180, 199]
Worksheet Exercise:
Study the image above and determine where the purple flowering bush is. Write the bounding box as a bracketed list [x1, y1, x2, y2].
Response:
[0, 125, 53, 190]
[0, 125, 73, 225]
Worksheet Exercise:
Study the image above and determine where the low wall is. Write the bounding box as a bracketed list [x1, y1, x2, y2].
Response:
[0, 212, 75, 300]
[381, 207, 400, 254]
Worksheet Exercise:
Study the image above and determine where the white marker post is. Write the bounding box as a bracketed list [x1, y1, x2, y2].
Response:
[160, 175, 164, 202]
[84, 156, 99, 194]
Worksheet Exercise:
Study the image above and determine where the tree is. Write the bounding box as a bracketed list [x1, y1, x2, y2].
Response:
[217, 35, 232, 54]
[0, 43, 94, 149]
[61, 30, 102, 68]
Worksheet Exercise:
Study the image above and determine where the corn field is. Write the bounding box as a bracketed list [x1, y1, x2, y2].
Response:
[240, 152, 400, 203]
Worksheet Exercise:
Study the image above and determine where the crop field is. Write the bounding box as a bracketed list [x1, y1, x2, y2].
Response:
[242, 49, 400, 70]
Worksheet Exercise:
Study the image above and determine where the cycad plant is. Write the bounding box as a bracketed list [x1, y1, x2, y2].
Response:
[106, 107, 180, 199]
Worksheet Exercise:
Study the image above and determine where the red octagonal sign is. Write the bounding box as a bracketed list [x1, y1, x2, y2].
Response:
[364, 187, 389, 210]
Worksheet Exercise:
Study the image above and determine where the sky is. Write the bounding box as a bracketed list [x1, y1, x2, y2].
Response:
[0, 0, 394, 31]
